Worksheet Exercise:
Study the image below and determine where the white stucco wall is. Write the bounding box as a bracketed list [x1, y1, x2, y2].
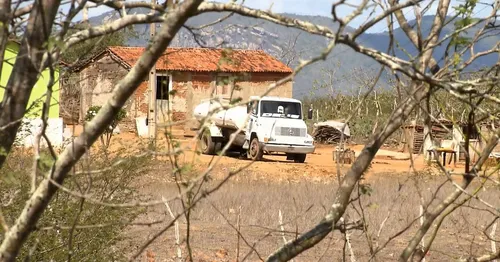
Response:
[15, 118, 64, 147]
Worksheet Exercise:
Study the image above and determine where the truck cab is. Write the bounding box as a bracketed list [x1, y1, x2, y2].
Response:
[195, 96, 315, 163]
[243, 96, 315, 163]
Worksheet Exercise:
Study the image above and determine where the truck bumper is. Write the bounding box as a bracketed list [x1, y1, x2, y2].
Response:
[263, 144, 315, 154]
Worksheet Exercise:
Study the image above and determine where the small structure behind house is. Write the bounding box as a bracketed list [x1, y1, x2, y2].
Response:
[312, 120, 351, 144]
[400, 118, 499, 165]
[65, 46, 293, 136]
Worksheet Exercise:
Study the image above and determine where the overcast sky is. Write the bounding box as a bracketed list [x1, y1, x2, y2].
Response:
[78, 0, 494, 33]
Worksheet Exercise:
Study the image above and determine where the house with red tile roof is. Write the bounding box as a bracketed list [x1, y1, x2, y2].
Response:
[66, 46, 293, 133]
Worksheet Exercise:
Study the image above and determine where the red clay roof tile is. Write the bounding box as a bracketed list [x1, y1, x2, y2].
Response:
[107, 46, 292, 73]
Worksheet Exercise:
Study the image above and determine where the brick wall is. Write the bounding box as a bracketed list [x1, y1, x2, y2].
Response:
[172, 72, 211, 129]
[77, 59, 292, 134]
[239, 72, 293, 98]
[60, 74, 81, 124]
[79, 54, 140, 132]
[170, 71, 292, 131]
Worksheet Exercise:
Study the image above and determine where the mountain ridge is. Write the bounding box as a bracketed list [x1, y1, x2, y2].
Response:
[89, 11, 499, 98]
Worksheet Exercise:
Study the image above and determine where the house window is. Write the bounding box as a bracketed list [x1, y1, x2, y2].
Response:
[215, 75, 233, 96]
[156, 75, 170, 100]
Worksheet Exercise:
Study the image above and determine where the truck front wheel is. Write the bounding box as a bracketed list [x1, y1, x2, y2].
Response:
[248, 137, 263, 161]
[293, 154, 307, 163]
[200, 132, 215, 155]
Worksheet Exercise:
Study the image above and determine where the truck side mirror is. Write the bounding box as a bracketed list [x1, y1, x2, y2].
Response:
[307, 108, 313, 120]
[247, 101, 257, 114]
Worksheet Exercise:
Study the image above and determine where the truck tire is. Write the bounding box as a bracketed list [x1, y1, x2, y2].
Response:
[214, 141, 223, 155]
[293, 154, 307, 163]
[199, 132, 216, 155]
[248, 137, 263, 161]
[238, 148, 248, 159]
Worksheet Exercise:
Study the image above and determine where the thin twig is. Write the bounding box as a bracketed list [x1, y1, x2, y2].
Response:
[162, 197, 182, 262]
[0, 208, 9, 232]
[419, 202, 426, 262]
[278, 210, 294, 262]
[236, 206, 241, 262]
[491, 221, 498, 262]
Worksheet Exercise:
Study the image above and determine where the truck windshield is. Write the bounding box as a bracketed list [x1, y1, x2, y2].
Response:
[260, 101, 302, 119]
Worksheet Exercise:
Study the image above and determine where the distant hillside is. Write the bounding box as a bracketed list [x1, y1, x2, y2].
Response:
[89, 10, 499, 99]
[357, 16, 498, 70]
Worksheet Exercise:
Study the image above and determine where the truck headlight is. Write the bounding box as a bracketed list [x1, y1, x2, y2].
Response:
[304, 140, 313, 144]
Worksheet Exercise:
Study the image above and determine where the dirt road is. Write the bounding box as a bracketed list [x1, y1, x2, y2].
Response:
[110, 133, 444, 180]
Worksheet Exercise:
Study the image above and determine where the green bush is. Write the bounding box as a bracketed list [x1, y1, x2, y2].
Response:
[0, 149, 149, 261]
[85, 106, 127, 150]
[85, 105, 127, 133]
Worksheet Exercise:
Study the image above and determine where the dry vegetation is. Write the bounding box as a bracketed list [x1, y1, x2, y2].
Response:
[1, 0, 499, 261]
[122, 161, 499, 261]
[0, 147, 149, 261]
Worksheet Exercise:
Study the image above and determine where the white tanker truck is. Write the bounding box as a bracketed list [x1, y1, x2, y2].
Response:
[193, 96, 315, 163]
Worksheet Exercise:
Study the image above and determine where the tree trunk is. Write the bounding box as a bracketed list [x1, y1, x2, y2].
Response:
[0, 0, 10, 81]
[0, 1, 60, 168]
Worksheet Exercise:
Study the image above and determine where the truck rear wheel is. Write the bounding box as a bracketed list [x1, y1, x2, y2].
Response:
[200, 132, 215, 155]
[293, 154, 307, 163]
[248, 137, 263, 161]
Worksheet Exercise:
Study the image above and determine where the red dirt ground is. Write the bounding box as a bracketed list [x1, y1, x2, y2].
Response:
[101, 131, 466, 182]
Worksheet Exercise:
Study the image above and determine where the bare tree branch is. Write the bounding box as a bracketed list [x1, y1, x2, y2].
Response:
[400, 132, 500, 261]
[0, 0, 11, 80]
[267, 83, 430, 261]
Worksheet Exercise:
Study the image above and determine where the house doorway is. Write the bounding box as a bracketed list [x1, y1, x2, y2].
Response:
[156, 74, 172, 124]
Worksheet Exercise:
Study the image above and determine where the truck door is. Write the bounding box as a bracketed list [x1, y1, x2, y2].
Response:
[245, 101, 258, 141]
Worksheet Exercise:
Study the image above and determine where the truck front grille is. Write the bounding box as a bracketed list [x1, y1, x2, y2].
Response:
[275, 127, 306, 137]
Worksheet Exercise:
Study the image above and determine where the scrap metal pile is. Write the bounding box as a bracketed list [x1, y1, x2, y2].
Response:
[312, 120, 351, 144]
